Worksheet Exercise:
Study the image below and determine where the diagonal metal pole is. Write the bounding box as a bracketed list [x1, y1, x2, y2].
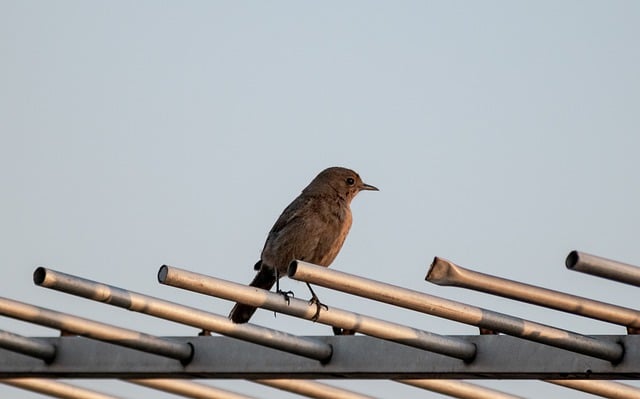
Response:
[128, 379, 258, 399]
[288, 260, 624, 363]
[0, 297, 192, 362]
[34, 267, 332, 362]
[566, 251, 640, 288]
[1, 378, 124, 399]
[253, 379, 379, 399]
[158, 265, 476, 361]
[427, 257, 640, 332]
[396, 379, 526, 399]
[547, 379, 640, 399]
[0, 329, 56, 363]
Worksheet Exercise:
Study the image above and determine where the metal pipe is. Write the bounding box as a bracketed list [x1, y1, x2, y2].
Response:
[158, 265, 476, 361]
[427, 257, 640, 329]
[0, 297, 192, 362]
[254, 379, 377, 399]
[547, 380, 640, 399]
[566, 251, 640, 287]
[128, 379, 258, 399]
[34, 267, 332, 362]
[0, 329, 56, 362]
[1, 378, 123, 399]
[288, 260, 624, 363]
[396, 379, 525, 399]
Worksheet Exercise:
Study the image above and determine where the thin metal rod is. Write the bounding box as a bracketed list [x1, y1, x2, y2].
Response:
[128, 379, 258, 399]
[288, 260, 624, 363]
[546, 380, 640, 399]
[566, 250, 640, 287]
[0, 297, 192, 362]
[158, 265, 476, 361]
[396, 379, 525, 399]
[0, 329, 56, 362]
[254, 379, 378, 399]
[427, 257, 640, 329]
[1, 378, 123, 399]
[34, 267, 332, 362]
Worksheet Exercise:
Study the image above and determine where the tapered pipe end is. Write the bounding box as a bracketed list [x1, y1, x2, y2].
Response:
[158, 265, 169, 283]
[426, 257, 461, 286]
[33, 267, 47, 286]
[565, 250, 580, 270]
[287, 260, 299, 278]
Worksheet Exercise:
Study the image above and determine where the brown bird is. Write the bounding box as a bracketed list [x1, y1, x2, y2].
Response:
[229, 166, 378, 324]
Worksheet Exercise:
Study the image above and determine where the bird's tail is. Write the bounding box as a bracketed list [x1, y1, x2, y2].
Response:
[228, 263, 276, 323]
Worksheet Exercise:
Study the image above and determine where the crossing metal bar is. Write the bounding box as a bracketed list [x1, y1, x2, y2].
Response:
[253, 379, 377, 399]
[427, 257, 640, 329]
[288, 261, 624, 363]
[128, 379, 257, 399]
[1, 335, 638, 378]
[34, 267, 332, 362]
[547, 379, 640, 398]
[0, 329, 56, 362]
[566, 251, 640, 288]
[157, 265, 476, 361]
[1, 378, 123, 399]
[396, 379, 525, 399]
[0, 297, 192, 362]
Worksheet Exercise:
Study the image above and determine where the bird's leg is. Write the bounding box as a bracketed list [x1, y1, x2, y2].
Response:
[306, 282, 328, 321]
[275, 269, 294, 305]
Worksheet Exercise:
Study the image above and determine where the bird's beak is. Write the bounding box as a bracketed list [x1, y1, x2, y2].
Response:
[360, 183, 379, 191]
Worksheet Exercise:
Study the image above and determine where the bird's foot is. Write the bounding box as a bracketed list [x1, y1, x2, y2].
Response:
[309, 295, 329, 322]
[277, 289, 295, 305]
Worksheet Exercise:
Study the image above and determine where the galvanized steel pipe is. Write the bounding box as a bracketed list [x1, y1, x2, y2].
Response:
[254, 379, 378, 399]
[129, 379, 257, 399]
[34, 267, 332, 362]
[158, 265, 476, 361]
[2, 378, 123, 399]
[566, 251, 640, 288]
[427, 257, 640, 329]
[0, 297, 192, 362]
[0, 330, 56, 363]
[397, 379, 525, 399]
[288, 260, 624, 363]
[547, 379, 640, 398]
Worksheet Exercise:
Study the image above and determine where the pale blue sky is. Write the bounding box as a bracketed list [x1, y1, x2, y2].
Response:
[1, 1, 640, 398]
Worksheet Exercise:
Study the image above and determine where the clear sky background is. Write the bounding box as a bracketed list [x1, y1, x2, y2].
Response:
[1, 1, 639, 398]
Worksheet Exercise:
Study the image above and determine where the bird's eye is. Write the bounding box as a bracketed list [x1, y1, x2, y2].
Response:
[346, 177, 355, 185]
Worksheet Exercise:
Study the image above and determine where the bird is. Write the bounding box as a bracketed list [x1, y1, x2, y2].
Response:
[229, 166, 378, 324]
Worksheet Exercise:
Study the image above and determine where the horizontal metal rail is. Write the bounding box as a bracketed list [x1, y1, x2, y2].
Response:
[566, 251, 640, 288]
[547, 379, 640, 398]
[396, 379, 525, 399]
[0, 297, 192, 362]
[254, 379, 378, 399]
[128, 379, 257, 399]
[0, 335, 637, 379]
[427, 257, 640, 330]
[1, 378, 123, 399]
[0, 329, 56, 362]
[158, 265, 476, 361]
[34, 267, 332, 362]
[288, 261, 624, 363]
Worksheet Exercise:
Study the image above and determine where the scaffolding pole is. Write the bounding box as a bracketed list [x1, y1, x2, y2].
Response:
[1, 378, 123, 399]
[288, 261, 624, 363]
[566, 251, 640, 288]
[157, 265, 476, 361]
[0, 297, 192, 362]
[254, 379, 378, 399]
[33, 267, 332, 362]
[396, 379, 525, 399]
[427, 257, 640, 330]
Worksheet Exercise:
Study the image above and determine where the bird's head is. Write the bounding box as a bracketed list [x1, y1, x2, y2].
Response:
[304, 167, 378, 202]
